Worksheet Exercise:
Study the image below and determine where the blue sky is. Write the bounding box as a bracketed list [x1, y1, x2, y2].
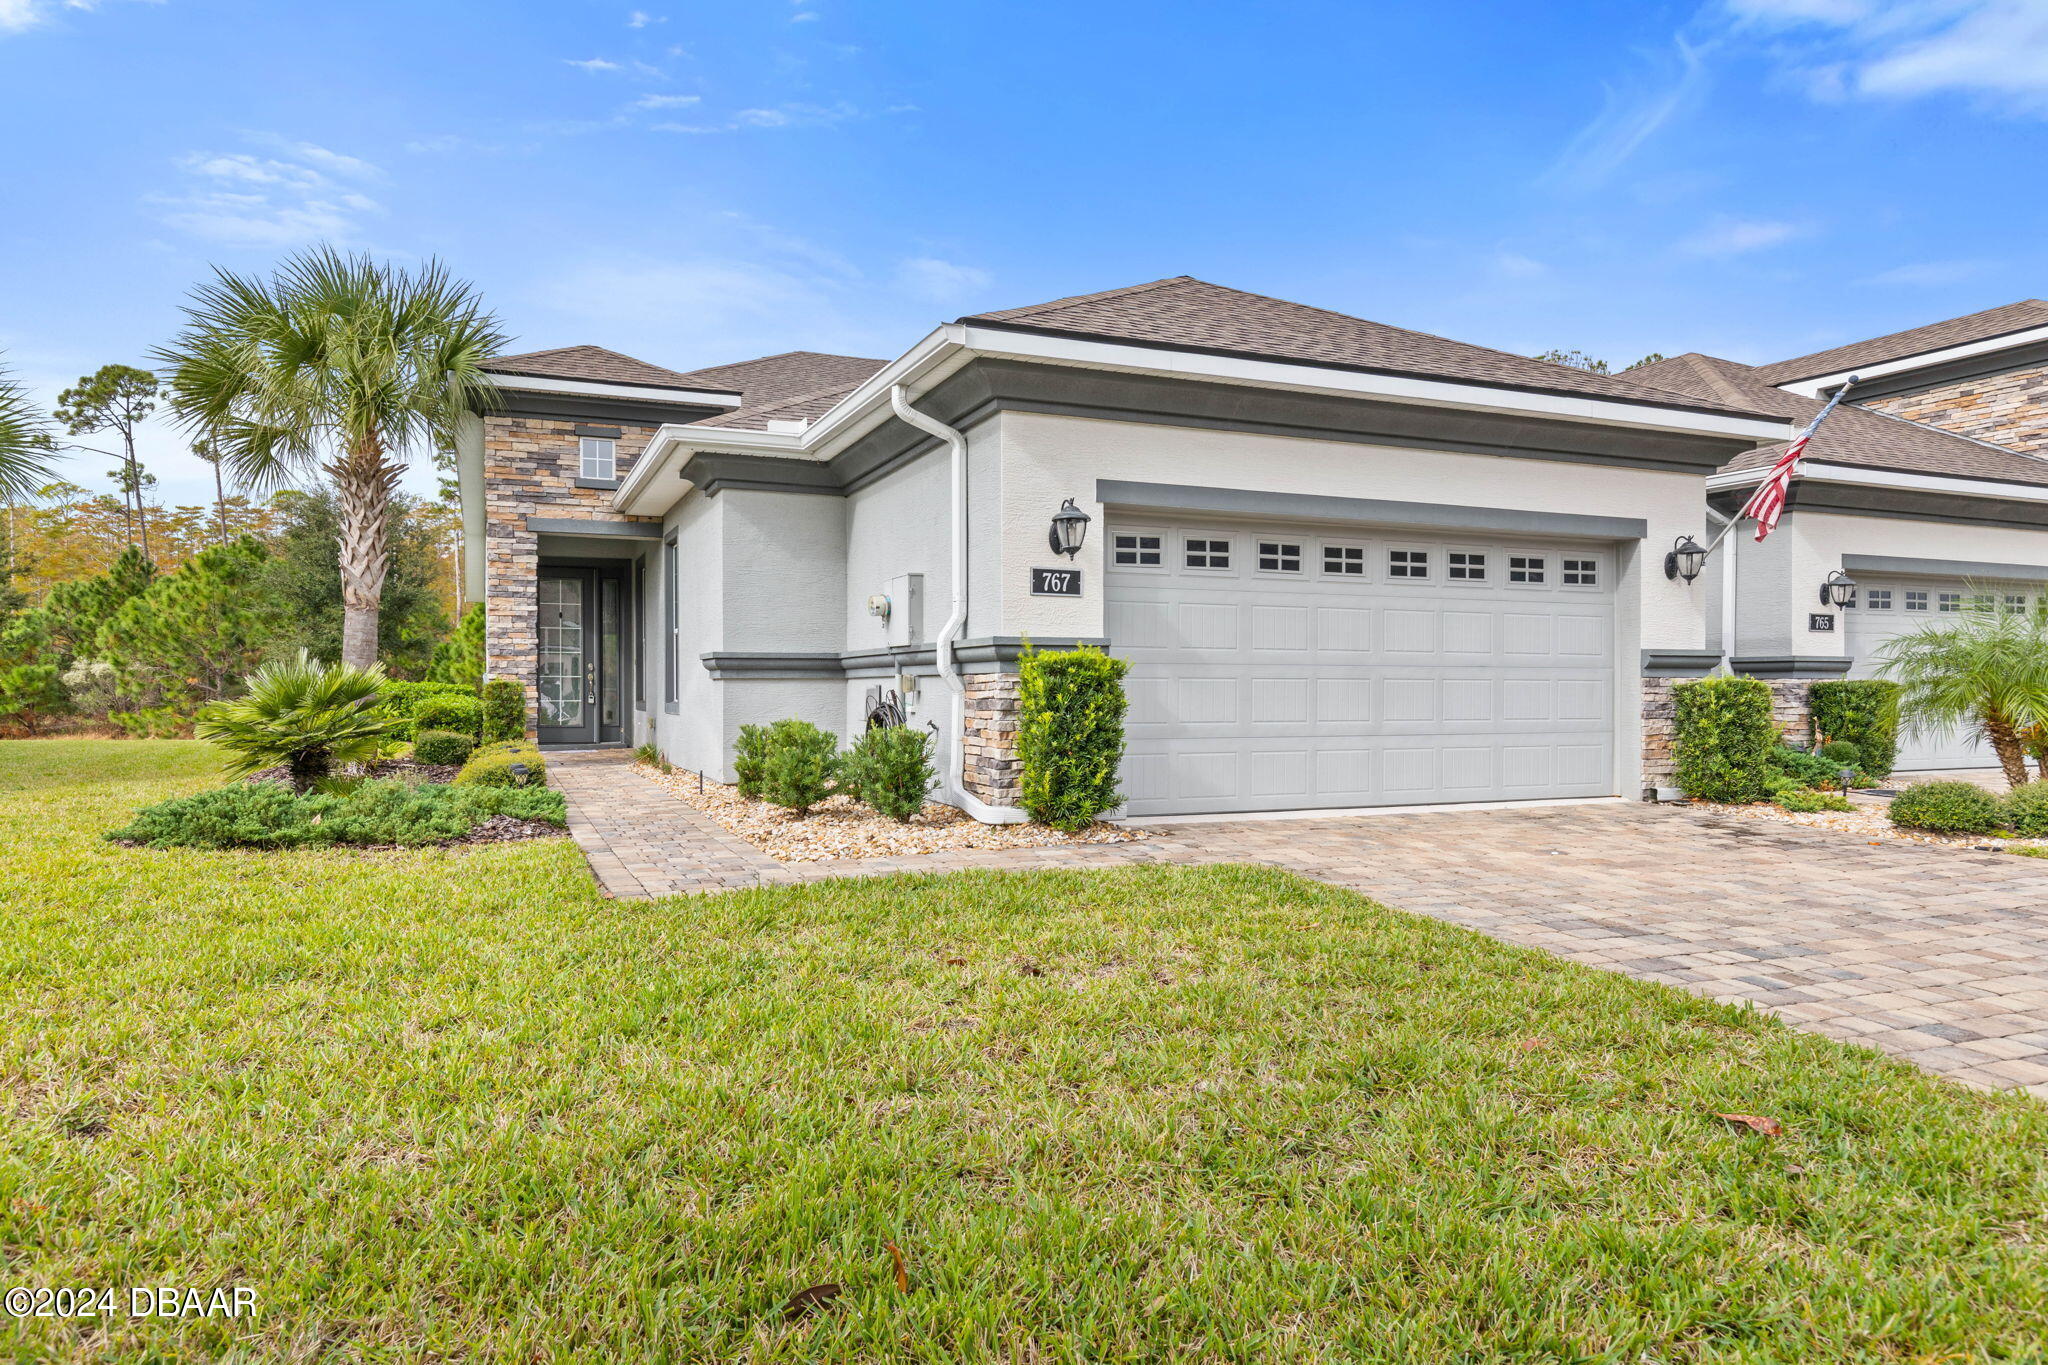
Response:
[3, 0, 2046, 504]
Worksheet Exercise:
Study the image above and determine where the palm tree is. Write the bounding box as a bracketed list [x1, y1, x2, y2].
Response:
[1878, 595, 2048, 788]
[0, 355, 64, 503]
[155, 248, 506, 669]
[196, 649, 396, 792]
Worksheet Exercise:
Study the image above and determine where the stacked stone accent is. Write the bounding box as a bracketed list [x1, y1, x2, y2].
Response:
[1641, 675, 1815, 796]
[481, 414, 662, 736]
[1861, 361, 2048, 454]
[961, 673, 1023, 806]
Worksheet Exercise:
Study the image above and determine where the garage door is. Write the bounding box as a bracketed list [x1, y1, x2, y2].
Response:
[1844, 577, 2021, 771]
[1107, 520, 1617, 816]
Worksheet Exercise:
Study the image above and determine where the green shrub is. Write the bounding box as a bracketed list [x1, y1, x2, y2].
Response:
[1888, 781, 2006, 835]
[633, 742, 661, 767]
[454, 739, 547, 788]
[412, 728, 477, 767]
[1775, 788, 1854, 813]
[414, 693, 483, 738]
[1672, 677, 1775, 804]
[426, 602, 485, 691]
[480, 678, 525, 743]
[733, 723, 773, 800]
[377, 680, 474, 739]
[841, 724, 933, 821]
[2004, 782, 2048, 838]
[196, 650, 397, 792]
[108, 778, 564, 850]
[1017, 645, 1130, 831]
[1817, 739, 1863, 769]
[758, 719, 840, 816]
[1809, 679, 1900, 781]
[1769, 743, 1840, 790]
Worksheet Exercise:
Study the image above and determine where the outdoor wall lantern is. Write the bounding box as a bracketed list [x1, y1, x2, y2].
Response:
[1048, 497, 1091, 559]
[1819, 570, 1859, 608]
[1663, 534, 1708, 584]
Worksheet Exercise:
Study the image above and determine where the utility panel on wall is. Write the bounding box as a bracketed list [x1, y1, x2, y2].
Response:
[886, 573, 924, 649]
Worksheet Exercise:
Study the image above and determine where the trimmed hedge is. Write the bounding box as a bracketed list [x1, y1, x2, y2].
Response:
[1672, 676, 1776, 804]
[1809, 679, 1900, 781]
[1017, 645, 1129, 831]
[108, 778, 565, 849]
[412, 728, 478, 767]
[481, 678, 525, 743]
[376, 680, 474, 740]
[455, 740, 548, 788]
[414, 693, 483, 739]
[1889, 781, 2005, 835]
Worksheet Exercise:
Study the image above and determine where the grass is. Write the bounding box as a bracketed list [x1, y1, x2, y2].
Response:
[2, 740, 2046, 1362]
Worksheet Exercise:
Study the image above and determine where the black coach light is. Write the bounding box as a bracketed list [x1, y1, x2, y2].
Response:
[1048, 497, 1091, 559]
[1819, 569, 1858, 608]
[1664, 534, 1708, 584]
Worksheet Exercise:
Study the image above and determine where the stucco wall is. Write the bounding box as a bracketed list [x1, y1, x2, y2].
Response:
[649, 492, 725, 775]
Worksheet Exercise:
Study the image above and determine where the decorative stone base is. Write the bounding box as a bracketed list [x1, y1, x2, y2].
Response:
[1642, 675, 1816, 796]
[962, 673, 1022, 806]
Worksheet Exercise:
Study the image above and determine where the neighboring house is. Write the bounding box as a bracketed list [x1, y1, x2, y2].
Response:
[455, 278, 2044, 817]
[1631, 301, 2048, 772]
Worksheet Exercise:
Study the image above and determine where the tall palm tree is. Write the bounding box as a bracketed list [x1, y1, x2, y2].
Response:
[155, 248, 506, 669]
[1878, 594, 2048, 789]
[0, 355, 63, 503]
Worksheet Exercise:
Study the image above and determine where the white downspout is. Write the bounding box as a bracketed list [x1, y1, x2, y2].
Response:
[887, 385, 1026, 823]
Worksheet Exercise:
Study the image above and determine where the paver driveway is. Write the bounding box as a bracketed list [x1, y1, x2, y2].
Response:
[554, 752, 2048, 1097]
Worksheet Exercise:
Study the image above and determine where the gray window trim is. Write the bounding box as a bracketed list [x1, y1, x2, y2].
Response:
[662, 534, 680, 713]
[1842, 553, 2048, 584]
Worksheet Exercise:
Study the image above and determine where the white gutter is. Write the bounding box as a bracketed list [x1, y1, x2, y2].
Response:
[1707, 504, 1736, 674]
[483, 371, 743, 407]
[1708, 460, 2048, 505]
[1774, 321, 2048, 398]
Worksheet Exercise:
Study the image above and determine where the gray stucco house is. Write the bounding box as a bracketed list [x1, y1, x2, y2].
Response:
[455, 278, 2048, 817]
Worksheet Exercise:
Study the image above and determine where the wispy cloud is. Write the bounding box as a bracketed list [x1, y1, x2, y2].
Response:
[1724, 0, 2048, 116]
[1490, 251, 1549, 279]
[1863, 258, 1996, 286]
[654, 101, 860, 133]
[633, 93, 700, 110]
[149, 140, 383, 247]
[1540, 36, 1709, 191]
[1, 0, 154, 37]
[565, 56, 623, 72]
[893, 257, 992, 303]
[1676, 215, 1809, 256]
[626, 9, 662, 27]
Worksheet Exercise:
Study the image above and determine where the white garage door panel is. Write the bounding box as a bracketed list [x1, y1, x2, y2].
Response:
[1844, 576, 2027, 772]
[1109, 521, 1618, 815]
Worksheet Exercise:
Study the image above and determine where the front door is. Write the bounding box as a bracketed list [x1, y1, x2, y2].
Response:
[536, 566, 627, 747]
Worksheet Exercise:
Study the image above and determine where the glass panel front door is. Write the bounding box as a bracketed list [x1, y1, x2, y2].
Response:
[538, 575, 586, 732]
[535, 566, 629, 746]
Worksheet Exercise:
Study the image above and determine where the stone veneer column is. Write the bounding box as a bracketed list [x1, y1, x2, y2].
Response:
[1644, 674, 1817, 796]
[961, 673, 1023, 806]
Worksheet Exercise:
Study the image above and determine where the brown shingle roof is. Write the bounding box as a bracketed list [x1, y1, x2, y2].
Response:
[689, 381, 865, 432]
[960, 276, 1776, 419]
[1750, 299, 2048, 386]
[662, 351, 886, 410]
[484, 344, 728, 392]
[1631, 352, 2048, 488]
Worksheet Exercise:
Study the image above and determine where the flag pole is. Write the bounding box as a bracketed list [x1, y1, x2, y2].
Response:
[1703, 373, 1860, 554]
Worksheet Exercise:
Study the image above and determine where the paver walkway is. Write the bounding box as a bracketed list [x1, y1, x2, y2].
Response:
[549, 750, 2048, 1097]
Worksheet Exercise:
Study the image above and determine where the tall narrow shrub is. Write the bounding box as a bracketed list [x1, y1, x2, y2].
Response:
[480, 677, 525, 742]
[1672, 676, 1775, 804]
[1808, 679, 1900, 781]
[1016, 646, 1129, 831]
[733, 723, 773, 799]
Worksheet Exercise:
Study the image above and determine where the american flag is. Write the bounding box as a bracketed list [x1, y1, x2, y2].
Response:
[1738, 378, 1857, 542]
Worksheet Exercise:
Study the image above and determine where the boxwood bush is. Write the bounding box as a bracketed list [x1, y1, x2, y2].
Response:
[2004, 782, 2048, 838]
[1809, 679, 1900, 781]
[455, 740, 548, 788]
[378, 680, 476, 740]
[412, 728, 477, 767]
[481, 678, 526, 743]
[1017, 645, 1130, 831]
[108, 778, 565, 849]
[1672, 676, 1776, 804]
[1888, 781, 2006, 835]
[414, 693, 483, 739]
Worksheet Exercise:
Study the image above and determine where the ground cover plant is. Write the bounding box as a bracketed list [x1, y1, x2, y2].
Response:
[5, 739, 2047, 1361]
[107, 773, 562, 848]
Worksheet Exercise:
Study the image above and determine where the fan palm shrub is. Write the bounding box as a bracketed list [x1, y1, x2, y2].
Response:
[195, 649, 397, 792]
[0, 354, 63, 502]
[155, 248, 505, 669]
[1878, 597, 2048, 789]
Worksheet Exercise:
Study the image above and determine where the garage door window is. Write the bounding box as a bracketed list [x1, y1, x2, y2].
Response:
[1184, 537, 1232, 571]
[1939, 593, 1963, 612]
[1322, 543, 1366, 576]
[1388, 549, 1429, 579]
[1864, 588, 1892, 610]
[1112, 533, 1162, 567]
[1257, 541, 1303, 573]
[1447, 551, 1487, 581]
[1563, 558, 1598, 587]
[1509, 555, 1546, 584]
[1905, 591, 1928, 611]
[2007, 595, 2029, 613]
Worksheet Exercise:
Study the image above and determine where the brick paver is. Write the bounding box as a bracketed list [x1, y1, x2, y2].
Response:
[549, 751, 2048, 1098]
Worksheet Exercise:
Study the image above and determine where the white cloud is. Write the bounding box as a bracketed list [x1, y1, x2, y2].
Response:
[656, 101, 859, 133]
[1677, 216, 1809, 256]
[151, 140, 384, 248]
[1540, 37, 1709, 191]
[1724, 0, 2048, 116]
[565, 56, 622, 72]
[626, 9, 662, 26]
[893, 257, 992, 303]
[1864, 258, 1996, 285]
[2, 0, 154, 37]
[791, 10, 819, 20]
[1491, 251, 1549, 279]
[633, 93, 700, 109]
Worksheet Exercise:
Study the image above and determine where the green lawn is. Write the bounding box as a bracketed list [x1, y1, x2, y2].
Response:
[3, 740, 2046, 1362]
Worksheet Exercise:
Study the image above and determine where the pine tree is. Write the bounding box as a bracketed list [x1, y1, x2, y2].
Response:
[98, 537, 278, 710]
[425, 602, 484, 691]
[42, 545, 156, 660]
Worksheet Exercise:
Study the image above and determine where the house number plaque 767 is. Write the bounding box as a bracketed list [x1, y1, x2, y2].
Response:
[1030, 568, 1083, 596]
